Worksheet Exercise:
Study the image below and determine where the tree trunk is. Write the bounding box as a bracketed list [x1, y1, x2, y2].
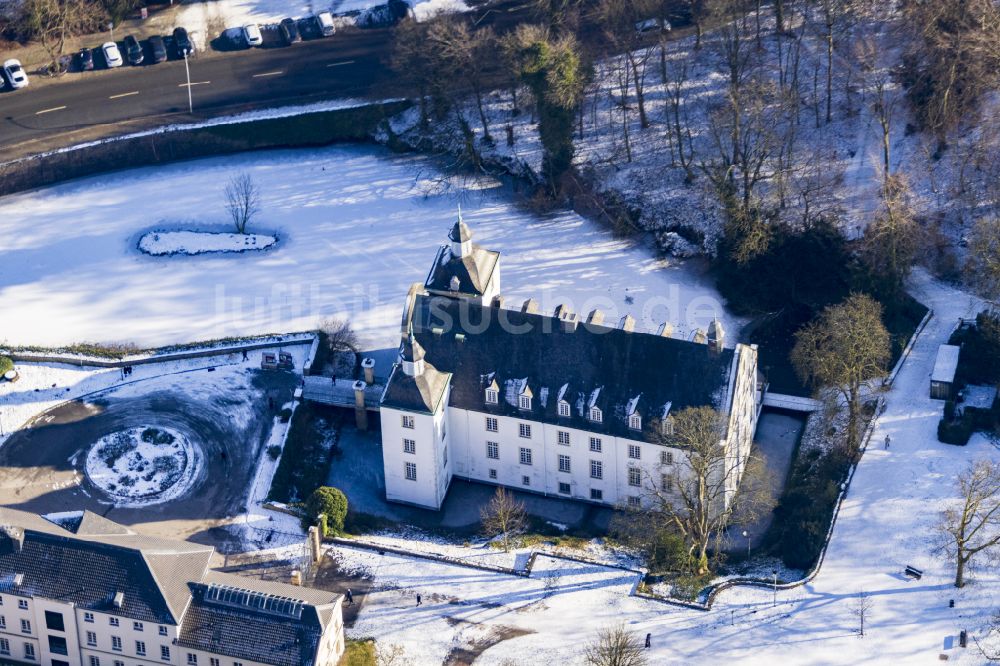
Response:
[775, 0, 785, 34]
[474, 88, 492, 144]
[825, 27, 833, 123]
[955, 554, 966, 588]
[695, 20, 703, 49]
[631, 57, 648, 129]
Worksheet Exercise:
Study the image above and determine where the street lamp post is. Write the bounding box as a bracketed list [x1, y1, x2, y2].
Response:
[108, 22, 114, 43]
[183, 52, 193, 114]
[772, 569, 778, 607]
[742, 530, 750, 560]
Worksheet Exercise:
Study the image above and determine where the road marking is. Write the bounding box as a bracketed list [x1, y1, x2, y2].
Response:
[325, 60, 354, 68]
[179, 81, 211, 87]
[252, 70, 284, 78]
[109, 91, 139, 99]
[34, 105, 66, 115]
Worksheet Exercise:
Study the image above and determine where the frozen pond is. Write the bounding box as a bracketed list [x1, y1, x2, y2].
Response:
[0, 145, 738, 348]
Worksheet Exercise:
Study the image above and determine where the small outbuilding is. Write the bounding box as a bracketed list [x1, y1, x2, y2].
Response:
[930, 344, 961, 400]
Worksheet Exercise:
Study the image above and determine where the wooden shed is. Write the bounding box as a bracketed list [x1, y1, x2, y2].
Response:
[930, 344, 960, 400]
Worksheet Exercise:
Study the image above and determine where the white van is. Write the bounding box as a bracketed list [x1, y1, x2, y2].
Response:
[316, 11, 335, 37]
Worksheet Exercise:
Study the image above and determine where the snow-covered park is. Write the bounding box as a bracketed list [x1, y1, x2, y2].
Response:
[325, 270, 998, 664]
[0, 145, 737, 349]
[138, 230, 278, 256]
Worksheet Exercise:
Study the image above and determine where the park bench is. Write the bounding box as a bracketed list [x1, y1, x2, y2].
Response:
[904, 565, 923, 580]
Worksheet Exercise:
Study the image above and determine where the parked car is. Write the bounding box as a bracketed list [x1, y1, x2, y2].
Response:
[148, 35, 167, 63]
[3, 59, 29, 89]
[102, 41, 123, 68]
[123, 35, 144, 65]
[635, 17, 671, 34]
[298, 16, 322, 40]
[315, 11, 335, 36]
[279, 18, 301, 45]
[243, 23, 263, 47]
[76, 48, 94, 71]
[173, 27, 194, 57]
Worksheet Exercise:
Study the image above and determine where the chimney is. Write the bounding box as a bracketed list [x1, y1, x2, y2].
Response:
[692, 328, 707, 344]
[362, 357, 375, 384]
[587, 309, 604, 326]
[113, 591, 124, 609]
[290, 570, 302, 586]
[353, 381, 368, 431]
[554, 304, 572, 319]
[449, 275, 461, 291]
[13, 573, 23, 587]
[521, 299, 539, 314]
[619, 314, 635, 333]
[561, 312, 579, 332]
[657, 322, 674, 338]
[491, 295, 505, 309]
[707, 318, 725, 355]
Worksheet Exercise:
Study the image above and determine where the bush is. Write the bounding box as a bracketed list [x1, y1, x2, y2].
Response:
[0, 356, 12, 376]
[340, 639, 375, 666]
[303, 486, 348, 536]
[937, 414, 974, 446]
[267, 404, 339, 504]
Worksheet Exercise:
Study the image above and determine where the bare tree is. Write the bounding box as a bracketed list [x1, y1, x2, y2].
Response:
[663, 57, 696, 183]
[859, 175, 921, 299]
[224, 172, 260, 234]
[851, 589, 874, 637]
[480, 487, 527, 552]
[375, 643, 407, 666]
[426, 18, 499, 144]
[643, 406, 772, 574]
[791, 293, 890, 453]
[319, 317, 359, 356]
[974, 611, 1000, 661]
[966, 217, 1000, 307]
[938, 458, 1000, 588]
[598, 0, 655, 129]
[584, 623, 647, 666]
[19, 0, 102, 73]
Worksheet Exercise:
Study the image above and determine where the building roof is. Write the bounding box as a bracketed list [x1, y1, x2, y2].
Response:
[380, 360, 452, 413]
[388, 294, 736, 441]
[932, 344, 960, 384]
[177, 572, 339, 666]
[0, 509, 341, 666]
[424, 243, 499, 297]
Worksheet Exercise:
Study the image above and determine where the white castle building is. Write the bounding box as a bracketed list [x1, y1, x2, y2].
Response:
[378, 217, 761, 512]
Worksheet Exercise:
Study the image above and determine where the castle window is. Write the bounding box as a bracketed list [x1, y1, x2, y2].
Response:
[661, 450, 673, 465]
[590, 488, 603, 501]
[519, 447, 533, 465]
[519, 395, 532, 410]
[628, 467, 641, 487]
[487, 441, 499, 459]
[488, 469, 497, 479]
[401, 415, 415, 429]
[662, 417, 674, 436]
[590, 460, 603, 479]
[590, 407, 602, 423]
[558, 455, 571, 473]
[558, 482, 571, 494]
[628, 496, 641, 508]
[628, 444, 641, 460]
[589, 437, 602, 453]
[558, 401, 570, 417]
[522, 475, 531, 486]
[519, 423, 531, 439]
[661, 474, 672, 492]
[485, 388, 498, 404]
[557, 431, 570, 445]
[403, 439, 416, 454]
[405, 462, 417, 481]
[629, 414, 642, 430]
[486, 417, 498, 432]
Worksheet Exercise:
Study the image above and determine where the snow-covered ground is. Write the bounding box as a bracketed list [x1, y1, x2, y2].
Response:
[138, 230, 278, 256]
[0, 145, 739, 349]
[327, 269, 998, 664]
[84, 426, 198, 506]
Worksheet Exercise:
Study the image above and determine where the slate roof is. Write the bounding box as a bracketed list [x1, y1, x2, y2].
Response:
[380, 360, 452, 413]
[0, 509, 341, 666]
[178, 573, 338, 666]
[424, 240, 499, 297]
[400, 294, 736, 442]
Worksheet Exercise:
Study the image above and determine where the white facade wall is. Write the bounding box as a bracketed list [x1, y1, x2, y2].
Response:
[380, 387, 453, 510]
[0, 592, 41, 663]
[448, 408, 686, 509]
[721, 344, 760, 508]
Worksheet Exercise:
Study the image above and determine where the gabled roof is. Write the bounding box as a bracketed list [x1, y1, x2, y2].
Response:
[424, 244, 500, 297]
[381, 360, 451, 414]
[405, 295, 736, 441]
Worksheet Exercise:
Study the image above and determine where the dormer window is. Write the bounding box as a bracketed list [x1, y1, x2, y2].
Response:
[629, 414, 642, 430]
[486, 388, 499, 404]
[590, 407, 602, 423]
[661, 417, 675, 436]
[519, 395, 532, 410]
[558, 401, 570, 417]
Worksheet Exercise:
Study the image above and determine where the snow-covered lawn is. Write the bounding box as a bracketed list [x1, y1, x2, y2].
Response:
[0, 145, 739, 349]
[326, 270, 998, 664]
[138, 230, 278, 256]
[84, 426, 198, 506]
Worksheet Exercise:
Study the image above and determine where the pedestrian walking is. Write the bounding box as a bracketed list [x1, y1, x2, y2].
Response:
[645, 633, 651, 648]
[884, 434, 890, 450]
[345, 589, 354, 605]
[416, 594, 422, 607]
[242, 349, 248, 361]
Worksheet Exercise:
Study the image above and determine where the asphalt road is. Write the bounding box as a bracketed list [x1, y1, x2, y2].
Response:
[0, 28, 397, 160]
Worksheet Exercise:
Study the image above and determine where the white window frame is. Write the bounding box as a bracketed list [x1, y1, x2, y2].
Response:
[590, 460, 603, 480]
[86, 631, 96, 646]
[590, 488, 603, 501]
[628, 444, 641, 460]
[660, 450, 673, 465]
[488, 468, 497, 479]
[519, 447, 533, 465]
[628, 496, 641, 508]
[558, 401, 570, 417]
[486, 441, 499, 459]
[0, 638, 8, 655]
[590, 407, 602, 423]
[519, 395, 532, 410]
[557, 430, 570, 445]
[519, 423, 531, 439]
[403, 439, 416, 454]
[485, 388, 499, 404]
[628, 467, 641, 487]
[558, 481, 571, 494]
[662, 417, 675, 436]
[661, 474, 672, 492]
[558, 455, 571, 473]
[522, 475, 531, 486]
[589, 437, 602, 452]
[23, 643, 34, 661]
[629, 414, 642, 430]
[401, 414, 415, 429]
[404, 462, 417, 481]
[136, 641, 146, 657]
[486, 416, 498, 432]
